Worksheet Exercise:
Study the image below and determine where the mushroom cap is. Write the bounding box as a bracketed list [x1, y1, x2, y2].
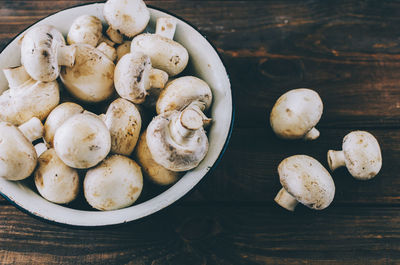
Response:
[156, 76, 212, 114]
[67, 15, 103, 47]
[146, 111, 209, 171]
[44, 102, 84, 146]
[84, 155, 143, 211]
[53, 112, 111, 169]
[60, 44, 115, 103]
[34, 149, 79, 204]
[104, 98, 142, 156]
[21, 25, 66, 82]
[131, 33, 189, 76]
[0, 122, 37, 181]
[135, 131, 180, 185]
[103, 0, 150, 38]
[278, 155, 335, 210]
[114, 52, 152, 104]
[0, 78, 60, 126]
[342, 131, 382, 180]
[270, 88, 323, 139]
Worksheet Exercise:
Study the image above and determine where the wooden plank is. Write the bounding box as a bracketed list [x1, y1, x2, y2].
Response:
[0, 204, 399, 264]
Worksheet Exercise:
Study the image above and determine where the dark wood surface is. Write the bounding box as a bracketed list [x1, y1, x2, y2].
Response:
[1, 0, 400, 264]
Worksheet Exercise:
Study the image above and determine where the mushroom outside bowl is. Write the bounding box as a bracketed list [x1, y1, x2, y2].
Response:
[0, 3, 233, 226]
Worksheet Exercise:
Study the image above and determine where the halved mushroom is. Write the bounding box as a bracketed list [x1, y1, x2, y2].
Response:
[53, 112, 111, 169]
[43, 102, 84, 147]
[131, 17, 189, 76]
[34, 148, 79, 204]
[156, 76, 212, 114]
[327, 131, 382, 180]
[103, 98, 142, 156]
[60, 44, 115, 103]
[84, 155, 143, 211]
[146, 102, 210, 171]
[67, 15, 103, 47]
[135, 131, 181, 185]
[21, 25, 76, 82]
[103, 0, 150, 38]
[114, 52, 168, 104]
[0, 66, 59, 126]
[0, 117, 44, 181]
[274, 155, 335, 211]
[270, 88, 323, 140]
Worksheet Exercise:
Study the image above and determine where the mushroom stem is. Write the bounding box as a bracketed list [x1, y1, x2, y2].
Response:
[155, 17, 177, 39]
[18, 117, 44, 142]
[149, 68, 168, 89]
[34, 142, 48, 157]
[57, 45, 76, 67]
[106, 27, 123, 44]
[274, 188, 298, 211]
[327, 150, 346, 171]
[3, 66, 31, 88]
[304, 127, 320, 141]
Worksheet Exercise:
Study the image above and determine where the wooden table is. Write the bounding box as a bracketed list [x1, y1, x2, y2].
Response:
[1, 0, 400, 264]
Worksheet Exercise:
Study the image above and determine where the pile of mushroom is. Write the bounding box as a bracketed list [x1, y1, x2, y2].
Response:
[0, 0, 214, 211]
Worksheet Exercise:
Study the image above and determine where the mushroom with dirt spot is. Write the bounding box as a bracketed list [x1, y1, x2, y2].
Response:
[21, 25, 76, 82]
[84, 155, 143, 211]
[135, 131, 181, 185]
[0, 117, 44, 181]
[0, 66, 60, 126]
[114, 52, 168, 104]
[327, 131, 382, 180]
[34, 148, 80, 204]
[67, 15, 103, 47]
[60, 44, 115, 103]
[270, 88, 323, 140]
[274, 155, 335, 211]
[53, 112, 111, 169]
[103, 0, 150, 38]
[131, 17, 189, 77]
[103, 98, 142, 156]
[146, 102, 211, 172]
[43, 102, 84, 147]
[156, 76, 213, 115]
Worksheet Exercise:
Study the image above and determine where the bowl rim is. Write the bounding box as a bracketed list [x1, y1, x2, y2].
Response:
[0, 2, 235, 228]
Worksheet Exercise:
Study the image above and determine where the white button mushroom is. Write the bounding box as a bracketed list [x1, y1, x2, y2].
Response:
[103, 0, 150, 38]
[135, 131, 181, 185]
[114, 52, 168, 104]
[327, 131, 382, 180]
[67, 15, 103, 47]
[21, 25, 76, 82]
[156, 76, 213, 114]
[274, 155, 335, 211]
[116, 41, 131, 62]
[270, 88, 323, 140]
[53, 112, 111, 169]
[34, 149, 79, 204]
[131, 17, 189, 77]
[0, 117, 44, 181]
[103, 98, 142, 156]
[84, 155, 143, 211]
[146, 102, 210, 171]
[43, 102, 84, 147]
[96, 42, 117, 62]
[0, 66, 60, 126]
[60, 44, 115, 103]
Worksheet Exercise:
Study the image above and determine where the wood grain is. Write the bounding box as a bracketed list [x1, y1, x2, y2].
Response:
[1, 204, 400, 265]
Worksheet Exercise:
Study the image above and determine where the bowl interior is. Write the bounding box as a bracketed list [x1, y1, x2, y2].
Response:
[0, 3, 232, 226]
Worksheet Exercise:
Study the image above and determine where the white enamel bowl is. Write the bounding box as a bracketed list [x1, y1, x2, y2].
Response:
[0, 3, 233, 226]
